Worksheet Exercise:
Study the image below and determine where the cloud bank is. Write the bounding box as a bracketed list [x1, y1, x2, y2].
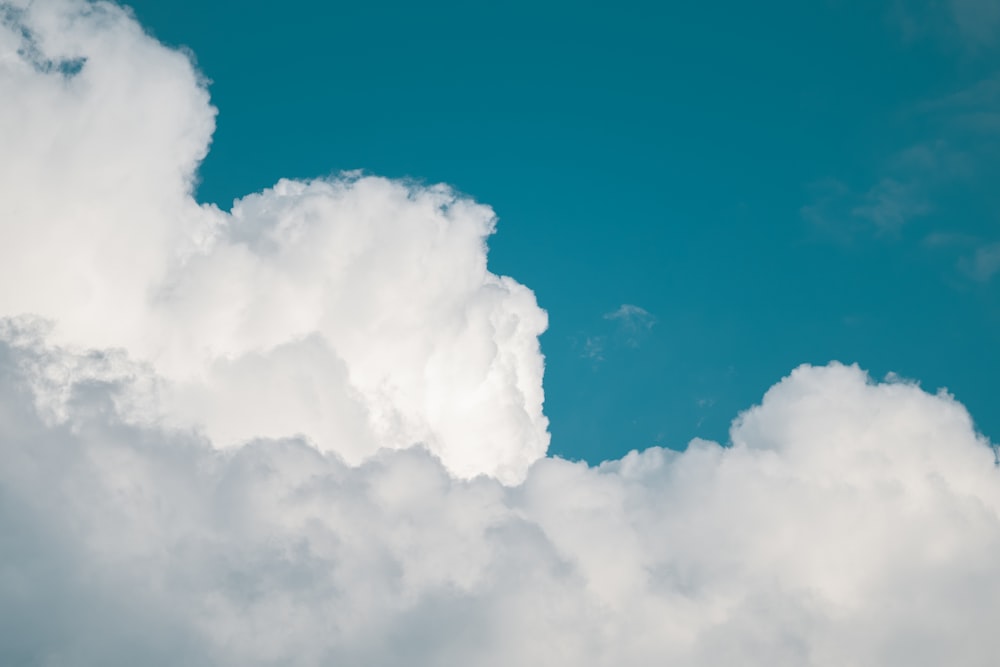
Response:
[2, 1, 1000, 665]
[3, 327, 999, 666]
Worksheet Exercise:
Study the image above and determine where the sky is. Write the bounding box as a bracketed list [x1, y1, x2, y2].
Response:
[2, 0, 1000, 664]
[121, 0, 1000, 463]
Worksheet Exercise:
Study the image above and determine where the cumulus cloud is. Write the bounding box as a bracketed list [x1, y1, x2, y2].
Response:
[2, 327, 1000, 665]
[0, 0, 548, 483]
[3, 1, 1000, 665]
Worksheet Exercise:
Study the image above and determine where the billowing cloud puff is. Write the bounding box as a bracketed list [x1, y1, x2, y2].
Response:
[2, 1, 1000, 665]
[2, 327, 999, 665]
[0, 0, 548, 483]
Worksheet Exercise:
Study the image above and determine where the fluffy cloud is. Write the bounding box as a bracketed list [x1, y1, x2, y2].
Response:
[2, 1, 1000, 665]
[0, 0, 548, 483]
[2, 327, 999, 665]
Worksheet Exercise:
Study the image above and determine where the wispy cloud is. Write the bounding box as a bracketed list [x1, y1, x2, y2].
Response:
[851, 178, 932, 233]
[892, 0, 1000, 48]
[604, 303, 656, 327]
[959, 242, 1000, 281]
[804, 75, 998, 252]
[810, 0, 1000, 249]
[575, 305, 656, 362]
[921, 231, 979, 247]
[918, 75, 1000, 137]
[581, 335, 606, 361]
[604, 303, 656, 347]
[802, 171, 932, 240]
[950, 0, 1000, 45]
[914, 77, 1000, 279]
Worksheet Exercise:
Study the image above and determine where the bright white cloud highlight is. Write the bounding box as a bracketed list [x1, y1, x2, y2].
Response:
[0, 0, 548, 483]
[2, 2, 999, 665]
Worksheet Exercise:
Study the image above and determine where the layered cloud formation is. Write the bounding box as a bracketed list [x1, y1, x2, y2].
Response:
[2, 1, 1000, 665]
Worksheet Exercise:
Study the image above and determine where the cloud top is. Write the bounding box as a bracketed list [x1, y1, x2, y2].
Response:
[0, 0, 549, 483]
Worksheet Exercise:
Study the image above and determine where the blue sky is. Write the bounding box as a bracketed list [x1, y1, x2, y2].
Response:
[128, 0, 1000, 463]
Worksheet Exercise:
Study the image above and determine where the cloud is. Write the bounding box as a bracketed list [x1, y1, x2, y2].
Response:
[604, 304, 655, 325]
[918, 75, 1000, 138]
[950, 0, 1000, 45]
[604, 304, 656, 348]
[581, 335, 606, 361]
[892, 0, 1000, 47]
[2, 327, 1000, 665]
[802, 134, 984, 243]
[801, 178, 854, 235]
[574, 305, 654, 362]
[802, 39, 1000, 247]
[913, 79, 1000, 278]
[0, 0, 548, 484]
[851, 177, 932, 233]
[802, 137, 972, 239]
[959, 242, 1000, 281]
[4, 2, 1000, 664]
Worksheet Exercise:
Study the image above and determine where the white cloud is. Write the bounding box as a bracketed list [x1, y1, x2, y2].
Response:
[2, 328, 999, 665]
[604, 303, 655, 325]
[3, 2, 1000, 665]
[0, 0, 548, 483]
